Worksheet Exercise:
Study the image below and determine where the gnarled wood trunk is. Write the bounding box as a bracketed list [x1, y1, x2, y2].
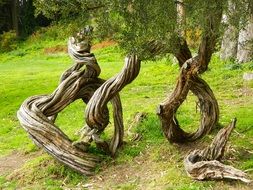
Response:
[158, 0, 222, 143]
[17, 76, 101, 175]
[84, 55, 141, 155]
[157, 58, 219, 143]
[17, 28, 125, 174]
[184, 118, 252, 183]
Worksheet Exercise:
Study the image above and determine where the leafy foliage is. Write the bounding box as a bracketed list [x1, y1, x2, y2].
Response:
[103, 0, 177, 54]
[0, 30, 18, 52]
[31, 0, 218, 57]
[33, 0, 102, 22]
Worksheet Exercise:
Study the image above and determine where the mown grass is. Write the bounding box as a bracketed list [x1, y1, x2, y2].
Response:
[0, 37, 253, 189]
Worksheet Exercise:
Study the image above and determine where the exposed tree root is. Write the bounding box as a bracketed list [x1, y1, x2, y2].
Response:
[184, 118, 252, 183]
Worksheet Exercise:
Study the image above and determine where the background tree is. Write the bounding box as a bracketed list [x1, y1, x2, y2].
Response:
[220, 0, 253, 63]
[33, 0, 252, 61]
[0, 0, 51, 37]
[237, 14, 253, 63]
[0, 0, 19, 35]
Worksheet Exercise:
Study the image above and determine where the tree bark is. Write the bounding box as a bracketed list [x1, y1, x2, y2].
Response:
[85, 55, 140, 155]
[17, 29, 124, 174]
[17, 76, 102, 175]
[184, 118, 252, 183]
[177, 0, 186, 37]
[11, 0, 19, 36]
[158, 1, 222, 143]
[157, 57, 219, 143]
[175, 38, 192, 67]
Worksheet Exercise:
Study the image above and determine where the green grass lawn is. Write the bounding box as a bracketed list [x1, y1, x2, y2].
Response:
[0, 40, 253, 189]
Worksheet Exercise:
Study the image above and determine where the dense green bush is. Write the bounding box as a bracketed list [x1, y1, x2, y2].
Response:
[27, 22, 81, 43]
[0, 31, 18, 52]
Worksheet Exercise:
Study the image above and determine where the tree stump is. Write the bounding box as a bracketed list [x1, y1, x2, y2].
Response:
[184, 118, 252, 183]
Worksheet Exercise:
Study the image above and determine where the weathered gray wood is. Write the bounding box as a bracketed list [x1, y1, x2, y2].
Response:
[17, 80, 101, 175]
[184, 119, 252, 183]
[84, 55, 140, 155]
[17, 28, 124, 174]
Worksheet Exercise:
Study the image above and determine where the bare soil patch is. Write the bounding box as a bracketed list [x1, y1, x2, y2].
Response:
[44, 45, 67, 54]
[43, 40, 116, 55]
[0, 151, 42, 176]
[91, 40, 116, 50]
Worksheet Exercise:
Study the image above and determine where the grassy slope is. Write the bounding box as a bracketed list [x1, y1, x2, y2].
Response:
[0, 38, 253, 189]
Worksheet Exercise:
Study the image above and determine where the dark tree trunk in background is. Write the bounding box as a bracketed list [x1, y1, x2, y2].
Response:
[0, 0, 20, 36]
[0, 0, 51, 36]
[11, 0, 19, 36]
[0, 1, 13, 34]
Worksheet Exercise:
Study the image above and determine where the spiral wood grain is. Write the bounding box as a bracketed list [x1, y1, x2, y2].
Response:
[157, 58, 219, 143]
[17, 28, 124, 174]
[85, 55, 140, 155]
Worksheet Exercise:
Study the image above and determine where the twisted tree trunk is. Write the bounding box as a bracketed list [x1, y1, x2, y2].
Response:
[82, 40, 165, 154]
[157, 38, 219, 143]
[157, 57, 219, 143]
[84, 55, 141, 155]
[17, 28, 124, 174]
[157, 1, 222, 143]
[17, 75, 101, 175]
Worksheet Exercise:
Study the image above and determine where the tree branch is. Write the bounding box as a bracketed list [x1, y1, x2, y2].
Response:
[197, 1, 223, 73]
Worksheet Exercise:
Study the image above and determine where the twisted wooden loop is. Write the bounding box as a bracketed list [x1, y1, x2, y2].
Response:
[67, 38, 101, 78]
[17, 29, 124, 174]
[157, 58, 219, 143]
[85, 55, 140, 155]
[17, 72, 101, 175]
